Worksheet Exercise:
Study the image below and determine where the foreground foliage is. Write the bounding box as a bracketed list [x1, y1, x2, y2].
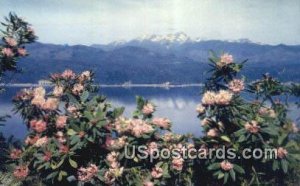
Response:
[0, 12, 36, 173]
[4, 53, 299, 185]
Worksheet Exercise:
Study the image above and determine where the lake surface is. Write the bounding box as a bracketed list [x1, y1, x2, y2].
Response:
[1, 87, 299, 140]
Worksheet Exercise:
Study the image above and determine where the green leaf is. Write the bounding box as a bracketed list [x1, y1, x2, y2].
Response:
[224, 172, 229, 184]
[261, 127, 277, 136]
[238, 135, 246, 142]
[220, 135, 231, 143]
[233, 164, 245, 174]
[234, 129, 246, 136]
[113, 107, 125, 118]
[67, 129, 77, 136]
[272, 160, 279, 171]
[46, 171, 58, 180]
[84, 111, 93, 120]
[278, 133, 287, 145]
[69, 158, 78, 168]
[66, 93, 80, 105]
[52, 159, 64, 170]
[207, 162, 220, 170]
[281, 159, 288, 173]
[136, 96, 145, 110]
[229, 169, 236, 181]
[217, 172, 224, 179]
[80, 91, 89, 102]
[58, 171, 63, 181]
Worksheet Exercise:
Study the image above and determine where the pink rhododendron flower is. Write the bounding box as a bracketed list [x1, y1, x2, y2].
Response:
[207, 128, 219, 137]
[152, 117, 171, 129]
[196, 104, 205, 114]
[42, 98, 59, 110]
[2, 48, 14, 57]
[59, 145, 69, 154]
[218, 53, 233, 67]
[31, 87, 46, 107]
[220, 161, 234, 171]
[151, 166, 163, 178]
[25, 135, 39, 145]
[31, 96, 46, 107]
[5, 37, 17, 46]
[104, 168, 124, 184]
[110, 161, 120, 169]
[228, 79, 245, 93]
[50, 73, 61, 80]
[202, 91, 216, 105]
[106, 151, 119, 163]
[162, 132, 173, 142]
[53, 85, 64, 97]
[104, 170, 116, 184]
[201, 118, 211, 126]
[147, 141, 158, 155]
[113, 117, 132, 134]
[43, 151, 52, 161]
[30, 119, 47, 133]
[106, 136, 127, 150]
[78, 164, 99, 182]
[277, 147, 288, 159]
[215, 90, 233, 105]
[130, 119, 154, 137]
[14, 88, 33, 101]
[10, 149, 22, 159]
[258, 107, 276, 118]
[56, 115, 67, 129]
[33, 87, 46, 97]
[172, 157, 184, 171]
[142, 103, 155, 115]
[56, 131, 67, 144]
[79, 71, 91, 82]
[17, 48, 27, 56]
[34, 136, 48, 147]
[67, 105, 78, 113]
[244, 120, 260, 134]
[13, 165, 29, 179]
[61, 69, 75, 79]
[72, 83, 84, 95]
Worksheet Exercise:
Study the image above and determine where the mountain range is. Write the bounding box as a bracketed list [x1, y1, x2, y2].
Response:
[5, 32, 300, 84]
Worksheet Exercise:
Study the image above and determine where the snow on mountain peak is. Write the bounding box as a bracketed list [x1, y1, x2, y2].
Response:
[136, 32, 191, 43]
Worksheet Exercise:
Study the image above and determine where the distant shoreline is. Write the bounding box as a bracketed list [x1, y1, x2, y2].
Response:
[0, 83, 204, 88]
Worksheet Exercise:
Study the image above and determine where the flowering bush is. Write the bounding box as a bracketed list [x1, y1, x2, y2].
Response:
[9, 69, 195, 185]
[6, 52, 300, 185]
[195, 52, 300, 185]
[0, 12, 36, 77]
[0, 12, 36, 174]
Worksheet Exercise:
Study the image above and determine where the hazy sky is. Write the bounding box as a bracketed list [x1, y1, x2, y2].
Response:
[1, 0, 299, 45]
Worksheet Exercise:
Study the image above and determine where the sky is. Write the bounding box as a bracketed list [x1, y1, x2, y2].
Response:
[1, 0, 300, 45]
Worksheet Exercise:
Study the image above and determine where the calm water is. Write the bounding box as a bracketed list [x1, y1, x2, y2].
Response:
[1, 87, 299, 140]
[0, 87, 204, 139]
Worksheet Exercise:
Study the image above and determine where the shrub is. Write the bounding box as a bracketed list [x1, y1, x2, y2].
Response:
[0, 12, 36, 174]
[7, 52, 300, 185]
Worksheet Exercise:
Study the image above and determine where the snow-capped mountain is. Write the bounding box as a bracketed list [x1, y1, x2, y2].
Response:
[105, 32, 192, 48]
[135, 32, 191, 43]
[105, 32, 265, 48]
